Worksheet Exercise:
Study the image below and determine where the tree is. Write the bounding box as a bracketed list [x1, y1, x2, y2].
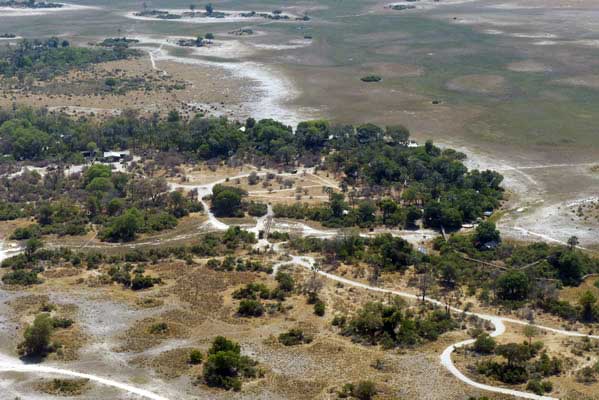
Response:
[25, 237, 43, 259]
[523, 324, 538, 345]
[84, 164, 112, 184]
[205, 32, 215, 41]
[474, 221, 500, 248]
[276, 271, 294, 292]
[212, 188, 243, 217]
[495, 343, 533, 367]
[554, 250, 584, 286]
[473, 334, 496, 354]
[100, 208, 143, 242]
[385, 125, 410, 144]
[579, 290, 597, 323]
[205, 3, 214, 15]
[203, 336, 257, 391]
[238, 299, 264, 317]
[440, 262, 458, 289]
[567, 235, 579, 250]
[495, 270, 529, 301]
[418, 269, 435, 302]
[20, 313, 53, 357]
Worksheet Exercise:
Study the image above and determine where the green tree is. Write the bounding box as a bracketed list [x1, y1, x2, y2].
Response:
[579, 290, 597, 322]
[203, 336, 257, 391]
[20, 313, 54, 357]
[474, 221, 500, 248]
[495, 343, 534, 367]
[212, 188, 243, 217]
[84, 164, 112, 184]
[473, 333, 496, 354]
[495, 270, 529, 301]
[100, 208, 143, 242]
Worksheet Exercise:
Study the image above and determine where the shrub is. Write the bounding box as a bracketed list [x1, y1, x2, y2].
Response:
[52, 317, 73, 329]
[246, 201, 267, 217]
[279, 329, 313, 346]
[10, 224, 41, 240]
[189, 349, 203, 365]
[149, 322, 169, 334]
[233, 283, 270, 300]
[526, 379, 552, 395]
[339, 381, 377, 400]
[473, 333, 496, 354]
[314, 300, 326, 316]
[19, 313, 54, 357]
[238, 299, 264, 317]
[360, 75, 382, 82]
[131, 274, 160, 290]
[275, 271, 294, 292]
[2, 269, 41, 286]
[203, 336, 257, 390]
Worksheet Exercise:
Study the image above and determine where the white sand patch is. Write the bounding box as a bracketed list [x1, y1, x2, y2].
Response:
[507, 60, 552, 73]
[0, 3, 97, 17]
[251, 39, 312, 51]
[511, 32, 558, 39]
[0, 240, 20, 263]
[124, 9, 298, 24]
[486, 3, 545, 10]
[553, 75, 599, 90]
[482, 29, 504, 35]
[142, 45, 312, 126]
[388, 0, 479, 11]
[533, 40, 559, 46]
[571, 39, 599, 47]
[451, 15, 520, 27]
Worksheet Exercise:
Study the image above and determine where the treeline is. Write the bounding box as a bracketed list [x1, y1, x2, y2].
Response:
[0, 38, 139, 81]
[0, 107, 502, 226]
[289, 232, 417, 273]
[1, 164, 202, 242]
[432, 225, 599, 322]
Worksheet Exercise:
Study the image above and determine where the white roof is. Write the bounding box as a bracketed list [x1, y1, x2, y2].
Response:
[103, 150, 130, 158]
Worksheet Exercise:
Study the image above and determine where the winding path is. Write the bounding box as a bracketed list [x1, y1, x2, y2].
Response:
[1, 170, 598, 400]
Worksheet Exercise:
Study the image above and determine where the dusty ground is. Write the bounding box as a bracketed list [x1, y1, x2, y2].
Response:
[0, 253, 507, 400]
[0, 54, 248, 119]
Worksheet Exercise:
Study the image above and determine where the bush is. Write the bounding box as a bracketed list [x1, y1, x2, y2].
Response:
[238, 299, 264, 317]
[19, 313, 54, 357]
[278, 329, 313, 346]
[2, 269, 41, 286]
[473, 334, 496, 354]
[360, 75, 382, 82]
[275, 271, 294, 292]
[526, 379, 552, 395]
[314, 300, 326, 316]
[52, 317, 73, 329]
[203, 336, 258, 390]
[339, 381, 377, 400]
[189, 349, 203, 365]
[149, 322, 169, 334]
[131, 274, 160, 290]
[246, 201, 267, 217]
[10, 224, 41, 240]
